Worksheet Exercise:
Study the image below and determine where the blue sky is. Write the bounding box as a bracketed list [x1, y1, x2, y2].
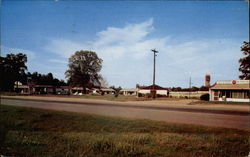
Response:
[1, 0, 249, 88]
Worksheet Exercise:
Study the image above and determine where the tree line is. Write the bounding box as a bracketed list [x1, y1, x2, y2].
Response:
[25, 72, 68, 86]
[171, 86, 209, 92]
[1, 41, 249, 92]
[0, 53, 67, 91]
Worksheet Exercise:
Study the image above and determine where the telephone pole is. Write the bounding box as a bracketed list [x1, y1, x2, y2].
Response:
[189, 76, 191, 99]
[151, 49, 158, 99]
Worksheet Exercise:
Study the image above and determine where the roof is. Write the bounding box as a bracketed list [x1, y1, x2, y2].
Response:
[120, 88, 138, 92]
[210, 80, 250, 90]
[71, 87, 90, 90]
[210, 84, 250, 90]
[100, 88, 115, 92]
[35, 85, 53, 88]
[14, 85, 29, 89]
[58, 86, 69, 89]
[139, 84, 169, 90]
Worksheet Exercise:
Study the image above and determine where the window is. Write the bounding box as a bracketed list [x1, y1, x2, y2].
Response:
[220, 90, 231, 98]
[232, 90, 249, 99]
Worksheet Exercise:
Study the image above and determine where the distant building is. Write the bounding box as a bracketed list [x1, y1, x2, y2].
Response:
[70, 87, 115, 95]
[210, 80, 250, 102]
[205, 74, 211, 87]
[100, 88, 116, 95]
[14, 81, 69, 95]
[71, 87, 90, 95]
[55, 86, 70, 95]
[137, 84, 169, 97]
[120, 88, 138, 96]
[14, 81, 29, 94]
[33, 85, 54, 94]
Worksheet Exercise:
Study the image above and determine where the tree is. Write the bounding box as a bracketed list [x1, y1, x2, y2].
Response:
[171, 87, 182, 91]
[109, 85, 122, 97]
[199, 86, 209, 91]
[100, 77, 109, 88]
[239, 41, 250, 80]
[65, 50, 103, 93]
[0, 53, 27, 91]
[26, 72, 68, 86]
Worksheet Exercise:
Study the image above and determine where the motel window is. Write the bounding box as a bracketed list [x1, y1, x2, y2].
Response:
[220, 90, 232, 98]
[214, 91, 219, 96]
[231, 90, 249, 99]
[232, 91, 243, 99]
[246, 91, 250, 98]
[243, 91, 250, 99]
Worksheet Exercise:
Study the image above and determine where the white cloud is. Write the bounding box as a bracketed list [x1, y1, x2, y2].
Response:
[1, 46, 36, 59]
[44, 19, 243, 87]
[95, 18, 154, 47]
[45, 18, 163, 60]
[45, 39, 84, 58]
[49, 59, 68, 64]
[1, 46, 36, 71]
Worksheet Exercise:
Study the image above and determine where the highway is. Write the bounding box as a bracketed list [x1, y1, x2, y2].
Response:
[1, 96, 249, 130]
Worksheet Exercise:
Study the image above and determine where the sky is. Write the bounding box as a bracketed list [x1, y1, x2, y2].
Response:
[1, 0, 249, 88]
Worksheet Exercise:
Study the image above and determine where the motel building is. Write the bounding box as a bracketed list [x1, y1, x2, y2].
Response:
[209, 80, 250, 102]
[137, 84, 169, 97]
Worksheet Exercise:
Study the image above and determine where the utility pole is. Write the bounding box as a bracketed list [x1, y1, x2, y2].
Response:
[189, 76, 191, 99]
[151, 49, 158, 99]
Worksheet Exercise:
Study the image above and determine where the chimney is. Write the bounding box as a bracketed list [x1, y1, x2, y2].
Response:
[205, 74, 211, 87]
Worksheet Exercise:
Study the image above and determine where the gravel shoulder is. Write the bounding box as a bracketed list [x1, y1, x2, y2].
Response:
[1, 95, 249, 112]
[1, 95, 249, 130]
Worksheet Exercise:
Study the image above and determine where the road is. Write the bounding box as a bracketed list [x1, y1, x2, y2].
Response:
[1, 96, 250, 130]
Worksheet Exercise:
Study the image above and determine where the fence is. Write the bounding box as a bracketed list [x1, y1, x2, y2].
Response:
[169, 91, 209, 98]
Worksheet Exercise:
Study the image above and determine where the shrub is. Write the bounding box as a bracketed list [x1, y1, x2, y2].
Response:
[138, 93, 143, 97]
[145, 93, 151, 98]
[200, 94, 209, 101]
[114, 92, 119, 98]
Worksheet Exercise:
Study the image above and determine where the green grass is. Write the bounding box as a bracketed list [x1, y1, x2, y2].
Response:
[0, 105, 249, 157]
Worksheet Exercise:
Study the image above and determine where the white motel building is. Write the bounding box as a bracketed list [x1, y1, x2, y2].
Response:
[209, 80, 250, 102]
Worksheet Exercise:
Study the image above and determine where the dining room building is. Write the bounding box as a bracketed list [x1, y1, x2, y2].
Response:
[209, 80, 250, 102]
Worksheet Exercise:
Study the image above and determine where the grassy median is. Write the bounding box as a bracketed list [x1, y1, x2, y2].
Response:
[0, 105, 249, 157]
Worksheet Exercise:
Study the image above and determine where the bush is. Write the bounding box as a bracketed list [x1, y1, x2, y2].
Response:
[145, 93, 151, 98]
[200, 94, 209, 101]
[156, 94, 167, 98]
[138, 93, 143, 97]
[114, 92, 119, 98]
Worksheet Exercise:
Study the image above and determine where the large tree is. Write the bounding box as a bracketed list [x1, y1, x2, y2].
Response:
[65, 50, 103, 93]
[239, 41, 250, 80]
[0, 53, 27, 91]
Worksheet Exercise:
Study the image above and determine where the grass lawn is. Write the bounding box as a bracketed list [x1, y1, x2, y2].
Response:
[0, 105, 249, 157]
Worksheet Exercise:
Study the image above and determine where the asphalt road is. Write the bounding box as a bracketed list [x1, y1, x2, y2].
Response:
[1, 96, 250, 130]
